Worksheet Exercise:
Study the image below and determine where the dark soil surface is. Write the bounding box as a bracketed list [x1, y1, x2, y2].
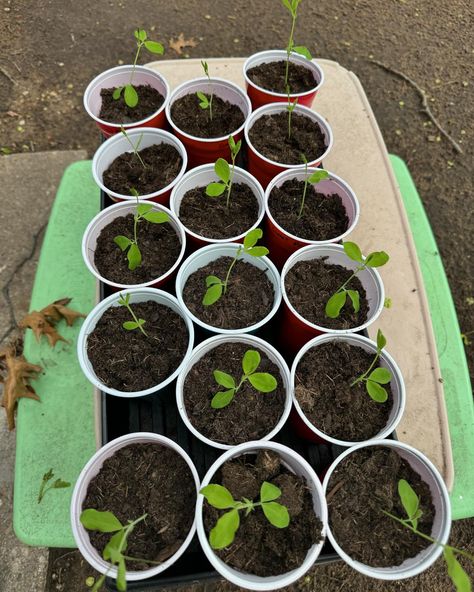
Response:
[170, 93, 245, 138]
[327, 447, 435, 567]
[182, 256, 274, 329]
[247, 60, 317, 94]
[203, 450, 323, 576]
[294, 341, 393, 441]
[269, 178, 349, 240]
[83, 443, 196, 570]
[87, 300, 188, 391]
[183, 341, 286, 445]
[178, 182, 260, 239]
[93, 213, 182, 285]
[248, 112, 327, 164]
[285, 258, 369, 329]
[99, 84, 164, 124]
[102, 143, 183, 195]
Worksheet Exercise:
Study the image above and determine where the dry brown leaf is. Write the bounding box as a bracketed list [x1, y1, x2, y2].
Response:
[169, 33, 197, 55]
[0, 342, 42, 430]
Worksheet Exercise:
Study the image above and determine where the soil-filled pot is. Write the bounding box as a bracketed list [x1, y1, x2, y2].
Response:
[84, 65, 170, 138]
[92, 127, 187, 204]
[176, 334, 292, 449]
[322, 440, 451, 580]
[82, 200, 186, 290]
[176, 243, 281, 335]
[77, 288, 194, 397]
[290, 333, 405, 446]
[196, 440, 327, 590]
[281, 244, 385, 354]
[244, 103, 333, 188]
[71, 432, 200, 586]
[265, 168, 360, 268]
[170, 163, 265, 249]
[243, 50, 324, 109]
[166, 77, 252, 168]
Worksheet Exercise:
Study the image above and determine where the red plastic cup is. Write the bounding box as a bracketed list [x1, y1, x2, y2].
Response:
[280, 244, 386, 355]
[83, 65, 170, 138]
[243, 50, 324, 109]
[166, 77, 252, 168]
[264, 168, 360, 269]
[244, 103, 333, 189]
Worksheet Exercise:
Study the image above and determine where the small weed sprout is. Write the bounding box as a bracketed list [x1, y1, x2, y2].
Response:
[281, 0, 312, 90]
[120, 128, 146, 169]
[38, 468, 70, 504]
[286, 85, 298, 139]
[325, 241, 389, 319]
[205, 136, 242, 208]
[196, 61, 213, 121]
[113, 29, 164, 108]
[80, 508, 162, 592]
[211, 349, 277, 409]
[117, 293, 147, 336]
[382, 479, 473, 592]
[350, 329, 392, 403]
[297, 155, 329, 219]
[200, 481, 290, 549]
[203, 228, 269, 306]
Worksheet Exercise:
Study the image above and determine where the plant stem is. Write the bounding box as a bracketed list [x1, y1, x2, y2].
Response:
[350, 351, 381, 387]
[125, 302, 147, 337]
[222, 247, 242, 295]
[118, 514, 147, 555]
[298, 160, 309, 220]
[121, 129, 146, 169]
[285, 11, 297, 89]
[226, 153, 236, 209]
[333, 264, 365, 295]
[130, 40, 143, 87]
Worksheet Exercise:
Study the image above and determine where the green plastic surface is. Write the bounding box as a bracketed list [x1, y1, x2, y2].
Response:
[390, 154, 474, 520]
[13, 160, 100, 547]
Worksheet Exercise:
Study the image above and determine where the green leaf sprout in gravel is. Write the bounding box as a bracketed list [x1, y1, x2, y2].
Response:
[205, 136, 242, 208]
[203, 228, 269, 306]
[298, 155, 329, 219]
[117, 293, 147, 336]
[120, 128, 147, 169]
[200, 481, 290, 549]
[286, 85, 298, 139]
[80, 508, 161, 592]
[211, 349, 277, 409]
[281, 0, 312, 90]
[325, 241, 389, 319]
[113, 29, 164, 108]
[382, 479, 473, 592]
[196, 60, 213, 121]
[37, 468, 70, 504]
[350, 329, 392, 403]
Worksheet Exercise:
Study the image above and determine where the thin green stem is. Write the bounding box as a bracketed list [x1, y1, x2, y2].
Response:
[298, 160, 309, 219]
[226, 153, 236, 209]
[223, 247, 242, 295]
[285, 11, 297, 89]
[125, 302, 147, 337]
[350, 350, 381, 387]
[121, 129, 146, 169]
[130, 40, 143, 87]
[333, 264, 366, 295]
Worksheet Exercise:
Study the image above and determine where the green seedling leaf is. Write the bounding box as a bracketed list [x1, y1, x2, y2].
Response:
[293, 45, 312, 60]
[398, 479, 421, 529]
[134, 29, 147, 42]
[377, 329, 387, 350]
[366, 380, 388, 403]
[53, 479, 71, 489]
[368, 367, 392, 384]
[118, 293, 130, 306]
[444, 547, 472, 592]
[197, 91, 209, 108]
[144, 40, 164, 54]
[325, 291, 347, 318]
[80, 509, 122, 533]
[242, 349, 260, 375]
[103, 530, 126, 563]
[206, 275, 221, 287]
[249, 373, 278, 392]
[365, 250, 390, 267]
[206, 182, 226, 197]
[112, 87, 123, 100]
[281, 0, 293, 11]
[260, 481, 282, 503]
[91, 575, 106, 592]
[209, 509, 240, 549]
[343, 241, 364, 263]
[262, 502, 290, 528]
[213, 370, 235, 389]
[203, 282, 223, 306]
[142, 211, 170, 223]
[124, 84, 138, 108]
[211, 389, 235, 409]
[347, 289, 360, 313]
[246, 246, 269, 257]
[244, 227, 263, 249]
[201, 60, 209, 76]
[127, 243, 141, 270]
[114, 236, 132, 251]
[215, 158, 230, 183]
[307, 169, 329, 184]
[44, 468, 54, 481]
[123, 321, 140, 330]
[200, 484, 236, 509]
[117, 557, 126, 592]
[136, 204, 153, 216]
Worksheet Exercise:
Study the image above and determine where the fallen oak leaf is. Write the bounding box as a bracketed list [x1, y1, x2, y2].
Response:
[41, 298, 85, 327]
[169, 33, 197, 55]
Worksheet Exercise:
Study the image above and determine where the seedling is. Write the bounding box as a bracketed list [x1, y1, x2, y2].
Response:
[297, 155, 329, 219]
[196, 61, 213, 121]
[120, 128, 146, 169]
[383, 479, 473, 592]
[286, 85, 298, 139]
[281, 0, 312, 90]
[203, 228, 269, 306]
[114, 195, 169, 271]
[350, 329, 392, 403]
[38, 468, 70, 504]
[205, 136, 242, 208]
[113, 29, 164, 108]
[200, 481, 290, 549]
[80, 508, 161, 592]
[211, 349, 277, 408]
[325, 241, 389, 319]
[117, 293, 147, 336]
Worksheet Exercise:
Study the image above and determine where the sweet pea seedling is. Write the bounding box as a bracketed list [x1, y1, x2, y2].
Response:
[297, 155, 329, 219]
[382, 479, 473, 592]
[196, 61, 214, 121]
[281, 0, 312, 90]
[80, 508, 161, 592]
[37, 468, 70, 504]
[350, 329, 392, 403]
[120, 128, 146, 169]
[286, 85, 298, 139]
[200, 481, 290, 549]
[205, 136, 242, 208]
[113, 29, 164, 108]
[203, 228, 269, 306]
[211, 349, 277, 408]
[117, 293, 147, 336]
[325, 241, 389, 319]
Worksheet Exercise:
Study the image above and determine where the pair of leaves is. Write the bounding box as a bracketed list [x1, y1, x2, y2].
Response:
[343, 241, 390, 268]
[243, 227, 270, 258]
[307, 169, 329, 185]
[134, 29, 164, 54]
[365, 367, 391, 402]
[38, 468, 70, 504]
[113, 84, 139, 109]
[197, 90, 211, 110]
[398, 479, 423, 531]
[206, 158, 231, 197]
[117, 293, 147, 335]
[123, 318, 146, 332]
[325, 288, 360, 319]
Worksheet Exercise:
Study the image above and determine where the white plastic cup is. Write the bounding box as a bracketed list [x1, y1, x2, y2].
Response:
[175, 243, 282, 335]
[92, 127, 188, 203]
[291, 333, 406, 446]
[77, 288, 194, 397]
[82, 200, 186, 290]
[71, 432, 200, 584]
[176, 334, 292, 449]
[322, 439, 452, 580]
[196, 440, 328, 590]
